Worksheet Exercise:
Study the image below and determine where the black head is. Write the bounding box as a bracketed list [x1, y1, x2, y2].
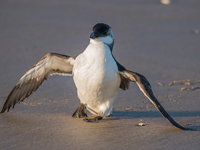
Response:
[90, 23, 111, 39]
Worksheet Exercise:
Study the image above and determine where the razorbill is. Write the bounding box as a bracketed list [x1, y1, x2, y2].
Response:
[0, 23, 197, 130]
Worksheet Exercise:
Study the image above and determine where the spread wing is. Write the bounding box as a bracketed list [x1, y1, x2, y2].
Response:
[1, 53, 75, 113]
[120, 70, 196, 130]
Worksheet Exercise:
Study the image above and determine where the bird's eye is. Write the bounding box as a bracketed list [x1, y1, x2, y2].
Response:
[104, 31, 108, 35]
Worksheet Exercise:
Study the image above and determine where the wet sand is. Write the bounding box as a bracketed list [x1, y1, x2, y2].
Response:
[0, 0, 200, 149]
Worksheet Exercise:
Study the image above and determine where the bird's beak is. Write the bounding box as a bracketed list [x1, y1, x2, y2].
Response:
[90, 32, 101, 39]
[90, 32, 95, 39]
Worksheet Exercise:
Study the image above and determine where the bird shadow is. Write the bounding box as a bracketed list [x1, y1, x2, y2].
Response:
[110, 110, 200, 119]
[103, 110, 200, 130]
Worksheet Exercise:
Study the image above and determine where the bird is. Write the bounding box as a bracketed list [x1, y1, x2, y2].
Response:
[0, 23, 196, 130]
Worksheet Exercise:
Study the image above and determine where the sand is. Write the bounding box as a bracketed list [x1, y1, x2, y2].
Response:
[0, 0, 200, 149]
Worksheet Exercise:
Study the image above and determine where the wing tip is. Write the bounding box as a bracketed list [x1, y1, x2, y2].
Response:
[0, 107, 7, 113]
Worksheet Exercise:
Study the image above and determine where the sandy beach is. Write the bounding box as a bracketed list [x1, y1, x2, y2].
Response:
[0, 0, 200, 149]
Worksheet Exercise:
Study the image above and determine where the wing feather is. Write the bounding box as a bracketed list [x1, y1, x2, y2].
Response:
[121, 70, 197, 130]
[1, 53, 75, 113]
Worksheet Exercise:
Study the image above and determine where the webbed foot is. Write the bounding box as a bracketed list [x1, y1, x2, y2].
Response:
[72, 103, 87, 118]
[83, 116, 103, 123]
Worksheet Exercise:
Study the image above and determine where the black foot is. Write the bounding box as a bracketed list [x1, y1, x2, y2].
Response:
[83, 116, 103, 123]
[72, 103, 87, 118]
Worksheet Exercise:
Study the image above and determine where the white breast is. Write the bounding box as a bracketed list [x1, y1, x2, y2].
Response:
[73, 42, 120, 117]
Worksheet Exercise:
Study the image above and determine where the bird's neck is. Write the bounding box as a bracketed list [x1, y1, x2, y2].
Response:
[89, 38, 114, 51]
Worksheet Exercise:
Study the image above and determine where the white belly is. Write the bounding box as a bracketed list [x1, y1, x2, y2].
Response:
[73, 43, 120, 117]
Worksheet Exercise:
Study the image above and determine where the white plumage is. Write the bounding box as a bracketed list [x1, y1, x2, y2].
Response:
[73, 38, 120, 117]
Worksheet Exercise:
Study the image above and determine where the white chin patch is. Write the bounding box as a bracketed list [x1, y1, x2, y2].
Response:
[90, 36, 113, 45]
